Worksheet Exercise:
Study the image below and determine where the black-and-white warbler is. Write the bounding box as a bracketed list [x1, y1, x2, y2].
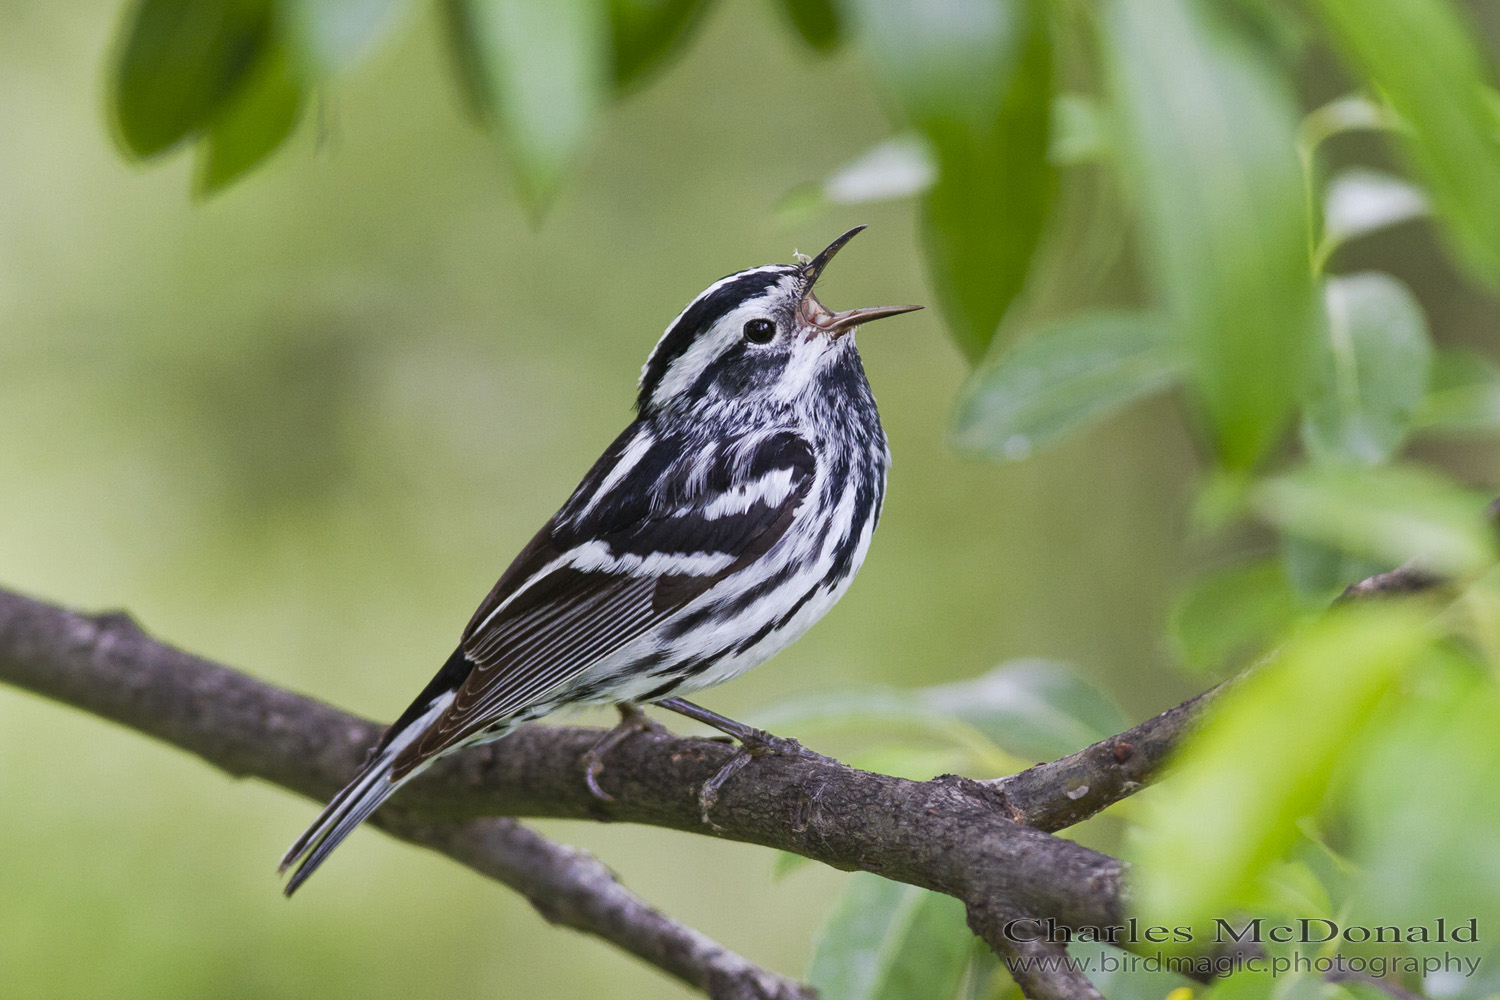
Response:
[280, 226, 919, 894]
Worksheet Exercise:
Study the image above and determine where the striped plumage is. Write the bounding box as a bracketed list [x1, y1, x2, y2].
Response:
[280, 227, 919, 893]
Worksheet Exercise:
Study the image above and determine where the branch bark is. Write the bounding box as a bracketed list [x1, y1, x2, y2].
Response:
[992, 916, 1108, 1000]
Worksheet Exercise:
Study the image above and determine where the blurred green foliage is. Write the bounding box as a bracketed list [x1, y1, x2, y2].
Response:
[6, 0, 1500, 998]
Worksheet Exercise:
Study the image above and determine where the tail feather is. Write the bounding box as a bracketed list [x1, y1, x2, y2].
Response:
[280, 756, 401, 896]
[280, 691, 455, 896]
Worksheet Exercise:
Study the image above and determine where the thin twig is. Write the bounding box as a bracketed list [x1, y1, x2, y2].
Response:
[991, 559, 1452, 835]
[987, 683, 1226, 832]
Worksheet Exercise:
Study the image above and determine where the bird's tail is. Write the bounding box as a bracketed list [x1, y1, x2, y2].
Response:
[280, 691, 454, 896]
[279, 750, 405, 896]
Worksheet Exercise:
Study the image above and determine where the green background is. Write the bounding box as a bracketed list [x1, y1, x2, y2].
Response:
[8, 2, 1491, 997]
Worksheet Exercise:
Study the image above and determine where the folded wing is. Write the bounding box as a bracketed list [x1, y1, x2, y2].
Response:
[390, 427, 815, 778]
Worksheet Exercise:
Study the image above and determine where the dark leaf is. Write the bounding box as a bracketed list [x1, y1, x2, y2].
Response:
[1279, 534, 1384, 602]
[854, 0, 1056, 362]
[1169, 559, 1306, 674]
[112, 0, 276, 158]
[776, 0, 843, 53]
[921, 659, 1130, 762]
[195, 45, 304, 195]
[439, 0, 607, 209]
[609, 0, 714, 90]
[1104, 0, 1319, 469]
[808, 873, 972, 1000]
[952, 310, 1179, 461]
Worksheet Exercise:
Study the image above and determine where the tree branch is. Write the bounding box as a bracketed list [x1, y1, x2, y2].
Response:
[990, 916, 1107, 1000]
[10, 562, 1426, 1000]
[988, 682, 1226, 832]
[0, 588, 810, 1000]
[987, 556, 1452, 837]
[0, 583, 1132, 993]
[386, 817, 811, 1000]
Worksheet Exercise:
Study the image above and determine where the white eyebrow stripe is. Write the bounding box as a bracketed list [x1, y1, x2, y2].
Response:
[642, 265, 793, 375]
[647, 299, 763, 408]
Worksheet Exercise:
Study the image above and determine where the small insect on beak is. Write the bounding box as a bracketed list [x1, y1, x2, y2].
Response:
[798, 225, 923, 339]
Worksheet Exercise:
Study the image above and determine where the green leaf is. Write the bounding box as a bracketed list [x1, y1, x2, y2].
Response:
[279, 0, 411, 75]
[1254, 463, 1496, 578]
[1319, 169, 1428, 259]
[845, 745, 972, 781]
[775, 0, 843, 53]
[922, 660, 1131, 761]
[439, 0, 492, 121]
[1297, 93, 1400, 159]
[1253, 859, 1334, 923]
[1131, 605, 1431, 933]
[854, 0, 1055, 362]
[1347, 657, 1500, 960]
[195, 45, 303, 195]
[1168, 559, 1306, 674]
[772, 850, 813, 879]
[442, 0, 607, 208]
[1416, 347, 1500, 434]
[951, 310, 1180, 462]
[1302, 272, 1432, 466]
[1279, 534, 1385, 602]
[820, 133, 935, 204]
[1049, 92, 1108, 166]
[808, 873, 972, 1000]
[608, 0, 714, 90]
[1309, 0, 1500, 284]
[776, 134, 937, 223]
[111, 0, 276, 158]
[1103, 0, 1319, 469]
[756, 660, 1127, 766]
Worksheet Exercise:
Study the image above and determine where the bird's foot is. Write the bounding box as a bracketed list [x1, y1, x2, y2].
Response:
[581, 702, 668, 802]
[697, 729, 824, 826]
[653, 697, 827, 827]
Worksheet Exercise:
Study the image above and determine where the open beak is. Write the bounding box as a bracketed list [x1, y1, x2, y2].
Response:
[798, 225, 923, 338]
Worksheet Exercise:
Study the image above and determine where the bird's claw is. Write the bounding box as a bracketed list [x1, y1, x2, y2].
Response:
[580, 703, 668, 802]
[582, 749, 614, 802]
[697, 730, 827, 827]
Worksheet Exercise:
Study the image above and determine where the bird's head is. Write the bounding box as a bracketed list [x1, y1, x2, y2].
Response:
[636, 226, 921, 415]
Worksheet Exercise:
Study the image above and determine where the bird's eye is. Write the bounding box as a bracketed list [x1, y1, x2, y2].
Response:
[743, 318, 777, 344]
